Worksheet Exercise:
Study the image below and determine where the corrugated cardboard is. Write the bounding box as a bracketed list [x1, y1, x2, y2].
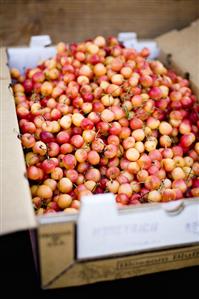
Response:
[0, 48, 36, 235]
[156, 19, 199, 97]
[40, 240, 199, 289]
[37, 204, 199, 289]
[38, 221, 75, 287]
[0, 20, 199, 288]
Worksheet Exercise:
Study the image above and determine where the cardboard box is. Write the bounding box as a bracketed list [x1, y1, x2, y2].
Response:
[0, 20, 199, 289]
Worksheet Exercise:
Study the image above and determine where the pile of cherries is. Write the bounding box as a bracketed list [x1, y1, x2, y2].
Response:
[10, 35, 199, 215]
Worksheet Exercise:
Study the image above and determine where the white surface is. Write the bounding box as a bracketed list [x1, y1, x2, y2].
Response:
[8, 47, 56, 74]
[118, 32, 137, 42]
[29, 35, 52, 47]
[8, 35, 56, 73]
[77, 195, 199, 259]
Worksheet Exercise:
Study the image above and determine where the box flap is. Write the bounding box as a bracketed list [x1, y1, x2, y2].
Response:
[156, 19, 199, 97]
[0, 48, 36, 235]
[45, 245, 199, 288]
[29, 35, 52, 48]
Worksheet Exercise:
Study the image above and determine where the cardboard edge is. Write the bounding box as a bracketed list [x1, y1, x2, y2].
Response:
[0, 47, 36, 235]
[45, 244, 199, 289]
[38, 221, 75, 287]
[155, 20, 199, 98]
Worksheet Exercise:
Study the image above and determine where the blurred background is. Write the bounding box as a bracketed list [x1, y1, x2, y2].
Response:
[0, 0, 199, 46]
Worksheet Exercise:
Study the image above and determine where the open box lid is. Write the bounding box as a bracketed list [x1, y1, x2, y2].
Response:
[156, 19, 199, 97]
[0, 48, 36, 235]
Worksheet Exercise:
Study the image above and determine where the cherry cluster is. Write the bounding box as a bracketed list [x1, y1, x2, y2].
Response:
[11, 35, 199, 215]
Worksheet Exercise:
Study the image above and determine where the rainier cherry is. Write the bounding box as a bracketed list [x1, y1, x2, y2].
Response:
[11, 35, 199, 213]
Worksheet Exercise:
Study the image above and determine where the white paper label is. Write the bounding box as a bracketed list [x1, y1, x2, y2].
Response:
[77, 195, 199, 259]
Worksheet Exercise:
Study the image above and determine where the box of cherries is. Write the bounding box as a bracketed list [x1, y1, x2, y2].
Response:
[1, 20, 199, 288]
